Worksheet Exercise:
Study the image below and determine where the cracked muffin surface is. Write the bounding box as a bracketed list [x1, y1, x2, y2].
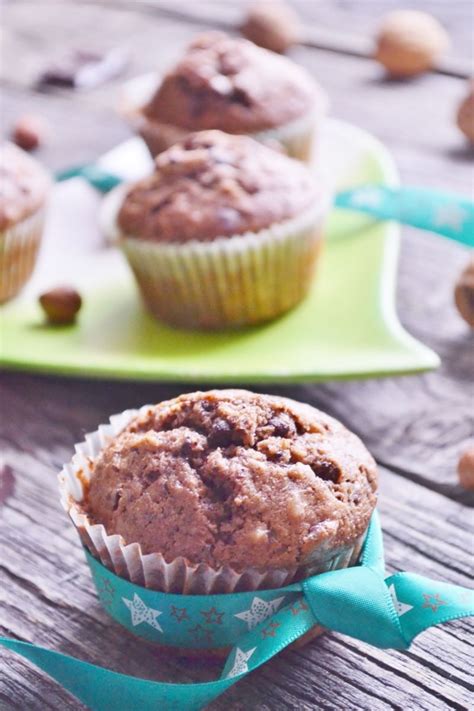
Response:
[85, 390, 378, 572]
[143, 32, 320, 134]
[117, 130, 319, 243]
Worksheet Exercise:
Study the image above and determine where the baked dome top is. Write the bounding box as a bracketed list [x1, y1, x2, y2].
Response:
[85, 390, 378, 571]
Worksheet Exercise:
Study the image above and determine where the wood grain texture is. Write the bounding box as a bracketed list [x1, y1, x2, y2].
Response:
[0, 0, 473, 709]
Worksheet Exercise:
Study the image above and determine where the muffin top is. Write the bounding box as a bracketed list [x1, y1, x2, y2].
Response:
[85, 390, 378, 572]
[143, 32, 321, 133]
[117, 130, 320, 243]
[0, 142, 50, 230]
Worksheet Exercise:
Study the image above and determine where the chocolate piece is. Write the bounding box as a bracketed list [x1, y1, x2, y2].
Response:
[37, 48, 129, 90]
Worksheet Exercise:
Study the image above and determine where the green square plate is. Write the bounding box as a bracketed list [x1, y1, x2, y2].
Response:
[0, 118, 439, 382]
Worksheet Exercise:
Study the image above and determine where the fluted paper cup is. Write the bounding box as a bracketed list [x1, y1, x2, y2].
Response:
[118, 195, 331, 330]
[0, 206, 46, 303]
[134, 106, 323, 164]
[59, 406, 367, 598]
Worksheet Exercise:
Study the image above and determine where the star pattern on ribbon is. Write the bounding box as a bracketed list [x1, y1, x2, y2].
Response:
[457, 590, 474, 606]
[122, 594, 163, 632]
[188, 624, 214, 644]
[235, 596, 285, 630]
[201, 606, 224, 625]
[422, 593, 448, 612]
[290, 600, 309, 616]
[433, 204, 468, 232]
[388, 583, 413, 617]
[96, 578, 115, 608]
[226, 647, 256, 679]
[261, 621, 280, 639]
[170, 605, 189, 623]
[434, 205, 469, 232]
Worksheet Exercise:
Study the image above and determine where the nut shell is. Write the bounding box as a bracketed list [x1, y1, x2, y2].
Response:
[241, 1, 301, 54]
[39, 286, 82, 324]
[454, 258, 474, 328]
[457, 83, 474, 143]
[11, 115, 48, 152]
[457, 447, 474, 490]
[375, 10, 449, 77]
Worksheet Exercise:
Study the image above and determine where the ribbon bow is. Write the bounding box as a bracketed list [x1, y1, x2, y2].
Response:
[1, 512, 472, 710]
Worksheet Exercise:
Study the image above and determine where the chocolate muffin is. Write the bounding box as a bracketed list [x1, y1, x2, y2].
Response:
[0, 142, 50, 302]
[82, 390, 378, 586]
[117, 130, 329, 329]
[128, 32, 326, 162]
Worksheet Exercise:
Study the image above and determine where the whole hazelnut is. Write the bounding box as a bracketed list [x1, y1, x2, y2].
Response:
[11, 115, 48, 151]
[456, 81, 474, 143]
[454, 258, 474, 328]
[241, 1, 301, 54]
[39, 286, 82, 325]
[457, 446, 474, 490]
[374, 10, 450, 77]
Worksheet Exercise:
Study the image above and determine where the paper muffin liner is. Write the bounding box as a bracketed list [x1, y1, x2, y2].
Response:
[59, 406, 367, 597]
[0, 206, 46, 303]
[134, 106, 322, 164]
[118, 197, 330, 330]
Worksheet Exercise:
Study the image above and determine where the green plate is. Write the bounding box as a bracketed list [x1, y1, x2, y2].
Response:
[0, 119, 439, 382]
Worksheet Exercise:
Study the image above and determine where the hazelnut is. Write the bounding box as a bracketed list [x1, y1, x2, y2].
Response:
[456, 81, 474, 143]
[11, 115, 48, 151]
[457, 446, 474, 490]
[39, 286, 82, 325]
[374, 10, 450, 77]
[454, 258, 474, 328]
[241, 1, 301, 54]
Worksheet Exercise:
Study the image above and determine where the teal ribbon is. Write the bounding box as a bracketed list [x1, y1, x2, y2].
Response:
[335, 185, 474, 248]
[57, 165, 474, 248]
[1, 512, 472, 710]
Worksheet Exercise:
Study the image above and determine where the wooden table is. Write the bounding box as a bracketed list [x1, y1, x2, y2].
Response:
[1, 2, 473, 709]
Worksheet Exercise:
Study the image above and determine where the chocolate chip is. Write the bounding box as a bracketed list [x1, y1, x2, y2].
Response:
[112, 490, 122, 511]
[180, 440, 195, 458]
[208, 419, 234, 448]
[313, 460, 341, 483]
[215, 207, 241, 233]
[230, 87, 252, 107]
[269, 414, 296, 438]
[144, 470, 159, 485]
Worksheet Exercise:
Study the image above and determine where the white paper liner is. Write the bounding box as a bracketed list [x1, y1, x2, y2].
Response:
[0, 206, 46, 303]
[119, 196, 330, 330]
[134, 106, 322, 163]
[59, 406, 367, 595]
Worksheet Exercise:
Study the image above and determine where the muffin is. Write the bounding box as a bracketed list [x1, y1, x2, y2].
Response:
[60, 390, 378, 596]
[117, 130, 329, 329]
[128, 32, 326, 162]
[0, 142, 50, 303]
